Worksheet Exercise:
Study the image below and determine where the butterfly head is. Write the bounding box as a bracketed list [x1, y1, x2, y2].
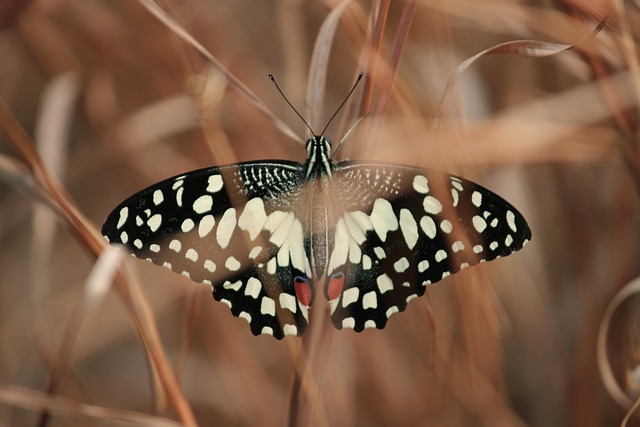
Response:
[305, 135, 332, 153]
[304, 135, 335, 179]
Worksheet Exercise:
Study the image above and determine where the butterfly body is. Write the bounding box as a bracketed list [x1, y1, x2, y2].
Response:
[103, 136, 531, 339]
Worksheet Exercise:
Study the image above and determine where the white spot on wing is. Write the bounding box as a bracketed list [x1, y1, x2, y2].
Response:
[172, 178, 184, 189]
[193, 195, 213, 214]
[283, 324, 297, 336]
[117, 207, 128, 229]
[288, 219, 306, 273]
[341, 287, 359, 306]
[423, 196, 443, 215]
[176, 187, 184, 207]
[362, 291, 377, 309]
[406, 294, 418, 303]
[420, 216, 437, 239]
[507, 210, 517, 232]
[386, 306, 399, 318]
[343, 213, 367, 244]
[239, 311, 251, 324]
[150, 244, 160, 253]
[223, 280, 242, 291]
[435, 249, 448, 262]
[505, 234, 514, 246]
[451, 189, 459, 207]
[413, 175, 429, 194]
[440, 219, 453, 234]
[472, 191, 482, 207]
[266, 258, 276, 274]
[329, 219, 349, 271]
[153, 189, 164, 205]
[147, 214, 162, 232]
[267, 212, 294, 247]
[204, 259, 216, 273]
[362, 255, 372, 270]
[216, 208, 237, 249]
[263, 210, 287, 232]
[373, 247, 386, 260]
[181, 218, 194, 233]
[244, 277, 261, 299]
[473, 215, 487, 233]
[417, 260, 429, 272]
[370, 198, 399, 241]
[349, 211, 373, 232]
[299, 304, 309, 321]
[393, 257, 410, 273]
[248, 246, 262, 259]
[279, 293, 297, 312]
[452, 241, 465, 252]
[169, 239, 181, 252]
[225, 256, 241, 271]
[260, 297, 276, 316]
[377, 274, 394, 294]
[198, 215, 215, 238]
[399, 209, 419, 249]
[342, 317, 355, 329]
[238, 198, 268, 240]
[277, 243, 290, 267]
[185, 248, 198, 261]
[348, 239, 362, 264]
[206, 175, 223, 193]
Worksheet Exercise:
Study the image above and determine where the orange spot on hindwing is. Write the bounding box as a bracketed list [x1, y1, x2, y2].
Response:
[294, 277, 312, 306]
[327, 272, 345, 301]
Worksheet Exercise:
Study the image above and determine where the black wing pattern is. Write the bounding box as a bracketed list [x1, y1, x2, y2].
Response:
[324, 163, 531, 332]
[101, 161, 315, 339]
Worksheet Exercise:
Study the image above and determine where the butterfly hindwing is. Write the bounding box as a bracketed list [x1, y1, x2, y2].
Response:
[101, 162, 315, 339]
[325, 163, 531, 331]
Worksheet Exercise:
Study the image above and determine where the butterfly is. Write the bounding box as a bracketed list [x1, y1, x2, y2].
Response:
[102, 75, 531, 339]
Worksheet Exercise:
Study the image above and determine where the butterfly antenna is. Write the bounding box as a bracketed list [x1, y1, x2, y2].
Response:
[269, 74, 316, 138]
[331, 114, 366, 158]
[320, 72, 363, 137]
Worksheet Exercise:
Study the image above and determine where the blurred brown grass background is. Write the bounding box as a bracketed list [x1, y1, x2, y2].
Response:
[1, 0, 639, 426]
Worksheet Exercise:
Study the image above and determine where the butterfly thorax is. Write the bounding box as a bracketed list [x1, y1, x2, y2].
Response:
[298, 136, 337, 280]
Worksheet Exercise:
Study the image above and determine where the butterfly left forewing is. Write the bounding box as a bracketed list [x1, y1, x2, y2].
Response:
[325, 162, 531, 332]
[102, 162, 314, 339]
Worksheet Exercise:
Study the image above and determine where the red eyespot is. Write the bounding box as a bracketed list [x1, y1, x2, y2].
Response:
[327, 272, 345, 301]
[294, 276, 312, 306]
